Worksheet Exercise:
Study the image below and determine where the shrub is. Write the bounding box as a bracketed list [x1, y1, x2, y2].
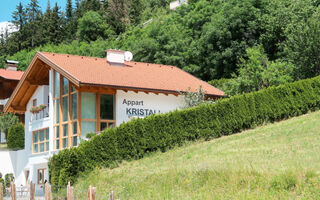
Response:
[7, 123, 25, 150]
[49, 76, 320, 187]
[0, 172, 4, 195]
[5, 174, 14, 188]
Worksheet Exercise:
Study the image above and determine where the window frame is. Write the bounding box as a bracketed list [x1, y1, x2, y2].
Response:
[53, 71, 80, 150]
[32, 128, 49, 154]
[52, 70, 117, 150]
[37, 168, 46, 184]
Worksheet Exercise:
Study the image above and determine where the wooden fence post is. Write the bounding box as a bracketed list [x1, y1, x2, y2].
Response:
[88, 186, 91, 200]
[29, 182, 35, 200]
[11, 182, 16, 200]
[67, 182, 74, 200]
[45, 182, 51, 200]
[109, 191, 114, 200]
[91, 187, 96, 200]
[0, 182, 3, 200]
[87, 186, 96, 200]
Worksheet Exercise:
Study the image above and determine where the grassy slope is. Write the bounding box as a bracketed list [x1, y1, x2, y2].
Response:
[74, 111, 320, 199]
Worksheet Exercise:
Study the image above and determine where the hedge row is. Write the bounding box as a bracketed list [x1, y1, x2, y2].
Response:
[49, 76, 320, 187]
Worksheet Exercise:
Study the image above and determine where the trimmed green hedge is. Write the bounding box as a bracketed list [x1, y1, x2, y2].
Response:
[49, 76, 320, 187]
[7, 123, 24, 150]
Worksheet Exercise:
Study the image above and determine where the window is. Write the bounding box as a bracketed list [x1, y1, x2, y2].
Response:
[37, 169, 46, 184]
[72, 122, 78, 146]
[54, 126, 60, 149]
[53, 70, 79, 150]
[62, 77, 69, 95]
[99, 94, 115, 131]
[52, 70, 117, 149]
[25, 170, 30, 185]
[100, 94, 114, 120]
[81, 92, 97, 137]
[81, 92, 96, 119]
[62, 96, 69, 122]
[32, 128, 49, 154]
[33, 99, 37, 107]
[54, 71, 60, 98]
[71, 93, 77, 120]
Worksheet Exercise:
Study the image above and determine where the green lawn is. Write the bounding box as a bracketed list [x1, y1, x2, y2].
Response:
[74, 111, 320, 199]
[0, 143, 7, 149]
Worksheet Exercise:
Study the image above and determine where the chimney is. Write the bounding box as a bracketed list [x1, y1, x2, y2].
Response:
[5, 60, 19, 71]
[106, 49, 133, 66]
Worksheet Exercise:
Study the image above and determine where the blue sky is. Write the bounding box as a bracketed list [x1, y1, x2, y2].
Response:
[0, 0, 69, 22]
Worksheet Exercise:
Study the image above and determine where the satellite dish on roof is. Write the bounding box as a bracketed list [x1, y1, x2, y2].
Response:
[124, 51, 133, 61]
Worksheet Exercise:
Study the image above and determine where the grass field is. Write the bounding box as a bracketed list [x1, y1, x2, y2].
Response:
[0, 143, 7, 149]
[73, 111, 320, 199]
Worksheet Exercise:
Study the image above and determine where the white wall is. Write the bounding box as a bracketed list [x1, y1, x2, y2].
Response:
[25, 85, 50, 155]
[0, 149, 27, 186]
[116, 90, 185, 126]
[170, 0, 188, 10]
[0, 150, 15, 177]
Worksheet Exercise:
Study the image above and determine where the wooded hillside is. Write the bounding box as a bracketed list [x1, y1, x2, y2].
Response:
[1, 0, 320, 95]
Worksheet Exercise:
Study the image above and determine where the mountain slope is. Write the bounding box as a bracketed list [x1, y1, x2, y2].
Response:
[72, 110, 320, 199]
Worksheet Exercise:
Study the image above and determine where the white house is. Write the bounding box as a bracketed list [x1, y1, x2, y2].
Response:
[0, 62, 24, 143]
[3, 50, 224, 193]
[170, 0, 188, 10]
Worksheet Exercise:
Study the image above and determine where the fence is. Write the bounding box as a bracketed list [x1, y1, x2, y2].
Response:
[31, 106, 49, 122]
[0, 182, 114, 200]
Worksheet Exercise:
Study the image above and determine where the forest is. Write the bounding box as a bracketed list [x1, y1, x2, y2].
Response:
[1, 0, 320, 95]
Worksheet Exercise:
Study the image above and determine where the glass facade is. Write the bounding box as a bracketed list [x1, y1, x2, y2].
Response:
[81, 121, 96, 137]
[52, 70, 116, 150]
[54, 71, 60, 98]
[81, 92, 96, 119]
[62, 77, 69, 95]
[71, 93, 77, 120]
[62, 96, 69, 122]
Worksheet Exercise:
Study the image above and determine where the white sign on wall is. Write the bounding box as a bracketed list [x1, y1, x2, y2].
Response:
[116, 90, 185, 126]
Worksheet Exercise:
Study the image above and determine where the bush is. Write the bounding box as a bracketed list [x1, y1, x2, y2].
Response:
[5, 174, 14, 188]
[0, 173, 4, 195]
[49, 76, 320, 187]
[7, 123, 25, 150]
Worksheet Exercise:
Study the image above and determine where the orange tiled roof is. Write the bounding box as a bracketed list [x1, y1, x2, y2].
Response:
[0, 69, 24, 80]
[39, 52, 225, 97]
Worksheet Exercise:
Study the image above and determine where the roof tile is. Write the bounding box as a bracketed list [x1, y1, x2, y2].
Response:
[0, 69, 24, 80]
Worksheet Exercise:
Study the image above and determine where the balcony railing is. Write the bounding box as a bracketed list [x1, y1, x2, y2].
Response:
[31, 106, 49, 121]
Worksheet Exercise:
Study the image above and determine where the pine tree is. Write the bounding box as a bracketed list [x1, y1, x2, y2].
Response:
[26, 0, 42, 47]
[11, 2, 26, 51]
[27, 0, 41, 23]
[66, 0, 73, 21]
[12, 2, 26, 31]
[46, 0, 51, 13]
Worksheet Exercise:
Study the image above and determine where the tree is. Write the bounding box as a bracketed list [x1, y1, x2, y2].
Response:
[193, 0, 262, 81]
[65, 0, 78, 41]
[77, 11, 115, 42]
[26, 0, 42, 48]
[284, 8, 320, 79]
[7, 123, 25, 149]
[27, 0, 41, 23]
[0, 113, 19, 142]
[226, 45, 294, 95]
[66, 0, 73, 21]
[107, 0, 130, 33]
